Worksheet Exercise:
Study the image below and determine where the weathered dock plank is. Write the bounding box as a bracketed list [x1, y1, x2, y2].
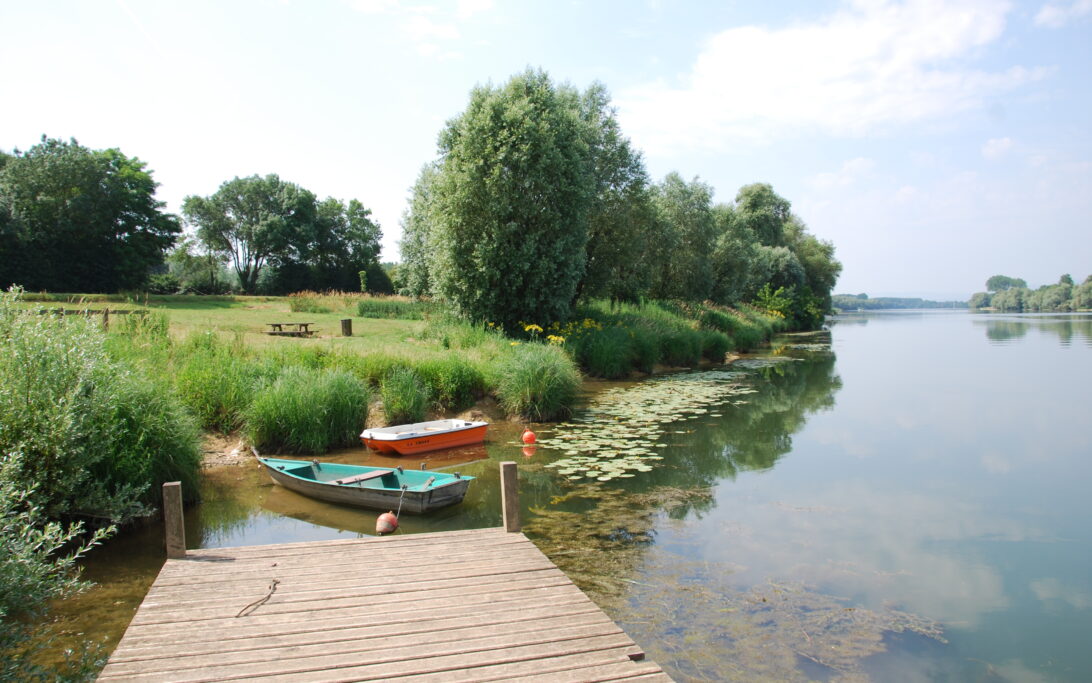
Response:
[99, 527, 670, 682]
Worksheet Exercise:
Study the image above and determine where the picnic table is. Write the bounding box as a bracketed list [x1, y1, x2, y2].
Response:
[266, 322, 315, 337]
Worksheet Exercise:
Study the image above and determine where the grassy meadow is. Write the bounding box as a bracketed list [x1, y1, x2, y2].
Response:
[16, 291, 786, 454]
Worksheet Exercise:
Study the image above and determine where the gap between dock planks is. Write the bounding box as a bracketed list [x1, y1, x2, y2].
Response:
[99, 527, 672, 682]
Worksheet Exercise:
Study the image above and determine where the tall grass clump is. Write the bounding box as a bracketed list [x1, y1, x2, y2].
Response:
[570, 325, 633, 379]
[245, 367, 370, 454]
[175, 340, 271, 433]
[422, 315, 505, 350]
[700, 328, 731, 361]
[381, 367, 432, 424]
[492, 344, 580, 420]
[0, 287, 202, 522]
[416, 356, 485, 411]
[357, 295, 435, 319]
[287, 291, 332, 313]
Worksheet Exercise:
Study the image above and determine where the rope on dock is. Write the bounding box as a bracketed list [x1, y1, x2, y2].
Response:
[236, 579, 280, 617]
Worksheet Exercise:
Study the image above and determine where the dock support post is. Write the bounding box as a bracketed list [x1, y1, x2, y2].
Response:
[500, 461, 520, 532]
[341, 318, 352, 336]
[163, 481, 186, 558]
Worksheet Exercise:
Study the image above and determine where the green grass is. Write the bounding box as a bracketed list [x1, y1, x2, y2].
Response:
[245, 367, 371, 454]
[380, 367, 432, 424]
[491, 343, 580, 421]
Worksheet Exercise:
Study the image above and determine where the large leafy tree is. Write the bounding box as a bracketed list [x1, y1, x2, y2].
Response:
[575, 83, 659, 305]
[271, 196, 384, 293]
[650, 173, 716, 301]
[0, 137, 180, 292]
[182, 174, 317, 294]
[430, 68, 591, 329]
[397, 163, 440, 298]
[986, 275, 1027, 292]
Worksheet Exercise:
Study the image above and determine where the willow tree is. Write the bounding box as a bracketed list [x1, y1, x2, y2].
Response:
[430, 69, 591, 330]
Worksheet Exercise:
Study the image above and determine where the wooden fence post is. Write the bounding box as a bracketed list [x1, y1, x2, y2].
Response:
[500, 461, 520, 532]
[341, 318, 352, 337]
[163, 481, 186, 558]
[102, 307, 109, 330]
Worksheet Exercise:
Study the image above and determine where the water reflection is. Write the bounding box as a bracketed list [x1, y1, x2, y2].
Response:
[975, 313, 1092, 346]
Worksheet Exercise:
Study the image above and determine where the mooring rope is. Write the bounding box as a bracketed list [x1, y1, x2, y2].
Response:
[236, 579, 280, 617]
[394, 484, 408, 519]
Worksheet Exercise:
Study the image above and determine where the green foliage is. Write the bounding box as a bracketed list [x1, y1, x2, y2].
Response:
[0, 288, 201, 521]
[380, 367, 432, 424]
[575, 83, 658, 305]
[416, 357, 485, 411]
[571, 325, 633, 379]
[986, 275, 1027, 292]
[183, 176, 383, 296]
[430, 68, 592, 330]
[492, 343, 581, 421]
[968, 292, 992, 309]
[650, 173, 716, 301]
[174, 335, 271, 433]
[0, 137, 180, 292]
[245, 367, 370, 454]
[397, 163, 440, 298]
[356, 296, 435, 319]
[700, 328, 731, 362]
[834, 294, 967, 310]
[0, 464, 112, 680]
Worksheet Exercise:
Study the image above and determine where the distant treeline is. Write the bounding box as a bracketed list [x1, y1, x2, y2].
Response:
[832, 294, 966, 310]
[968, 274, 1092, 312]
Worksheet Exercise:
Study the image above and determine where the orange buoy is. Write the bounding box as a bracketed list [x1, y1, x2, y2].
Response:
[522, 445, 537, 458]
[376, 511, 399, 535]
[521, 428, 536, 444]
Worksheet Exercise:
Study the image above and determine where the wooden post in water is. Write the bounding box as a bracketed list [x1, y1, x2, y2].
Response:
[341, 318, 352, 336]
[162, 482, 186, 558]
[500, 461, 520, 532]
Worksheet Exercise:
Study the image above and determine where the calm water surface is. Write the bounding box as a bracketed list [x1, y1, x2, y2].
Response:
[60, 311, 1092, 681]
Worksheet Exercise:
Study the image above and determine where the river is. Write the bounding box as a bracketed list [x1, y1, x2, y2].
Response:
[55, 311, 1092, 681]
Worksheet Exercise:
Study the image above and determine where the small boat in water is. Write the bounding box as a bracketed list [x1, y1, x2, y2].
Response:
[360, 419, 488, 455]
[257, 456, 474, 514]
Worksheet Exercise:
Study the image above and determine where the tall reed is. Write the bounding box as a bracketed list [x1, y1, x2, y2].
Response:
[491, 343, 580, 421]
[245, 367, 370, 454]
[381, 367, 432, 424]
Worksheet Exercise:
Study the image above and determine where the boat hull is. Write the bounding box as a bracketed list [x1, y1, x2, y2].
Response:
[257, 457, 472, 514]
[360, 419, 488, 455]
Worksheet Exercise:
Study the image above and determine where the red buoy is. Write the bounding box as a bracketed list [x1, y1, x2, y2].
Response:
[376, 511, 398, 535]
[521, 428, 536, 444]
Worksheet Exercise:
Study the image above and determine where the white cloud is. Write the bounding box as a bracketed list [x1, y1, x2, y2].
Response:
[618, 0, 1046, 153]
[1034, 0, 1092, 28]
[809, 157, 875, 189]
[982, 136, 1013, 160]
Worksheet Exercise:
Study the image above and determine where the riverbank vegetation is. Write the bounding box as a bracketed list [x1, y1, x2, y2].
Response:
[832, 293, 966, 310]
[968, 273, 1092, 312]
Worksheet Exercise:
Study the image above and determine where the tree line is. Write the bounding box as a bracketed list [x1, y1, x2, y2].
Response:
[397, 68, 841, 331]
[969, 273, 1092, 312]
[0, 138, 388, 295]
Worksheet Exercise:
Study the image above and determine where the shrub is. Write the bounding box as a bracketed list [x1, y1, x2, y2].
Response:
[492, 344, 580, 420]
[381, 367, 432, 424]
[0, 463, 112, 680]
[0, 288, 202, 521]
[659, 326, 702, 366]
[245, 367, 370, 454]
[416, 356, 485, 411]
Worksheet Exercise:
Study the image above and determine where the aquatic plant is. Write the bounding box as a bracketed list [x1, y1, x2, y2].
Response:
[380, 366, 432, 424]
[245, 367, 370, 454]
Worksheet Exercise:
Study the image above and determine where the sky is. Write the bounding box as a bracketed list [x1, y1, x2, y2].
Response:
[2, 0, 1090, 300]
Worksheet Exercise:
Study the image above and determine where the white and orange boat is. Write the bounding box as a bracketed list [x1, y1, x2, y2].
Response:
[360, 419, 488, 456]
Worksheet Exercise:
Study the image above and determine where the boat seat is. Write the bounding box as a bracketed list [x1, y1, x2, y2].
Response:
[335, 469, 394, 485]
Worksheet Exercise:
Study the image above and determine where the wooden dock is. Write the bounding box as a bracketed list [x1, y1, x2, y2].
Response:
[99, 519, 671, 681]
